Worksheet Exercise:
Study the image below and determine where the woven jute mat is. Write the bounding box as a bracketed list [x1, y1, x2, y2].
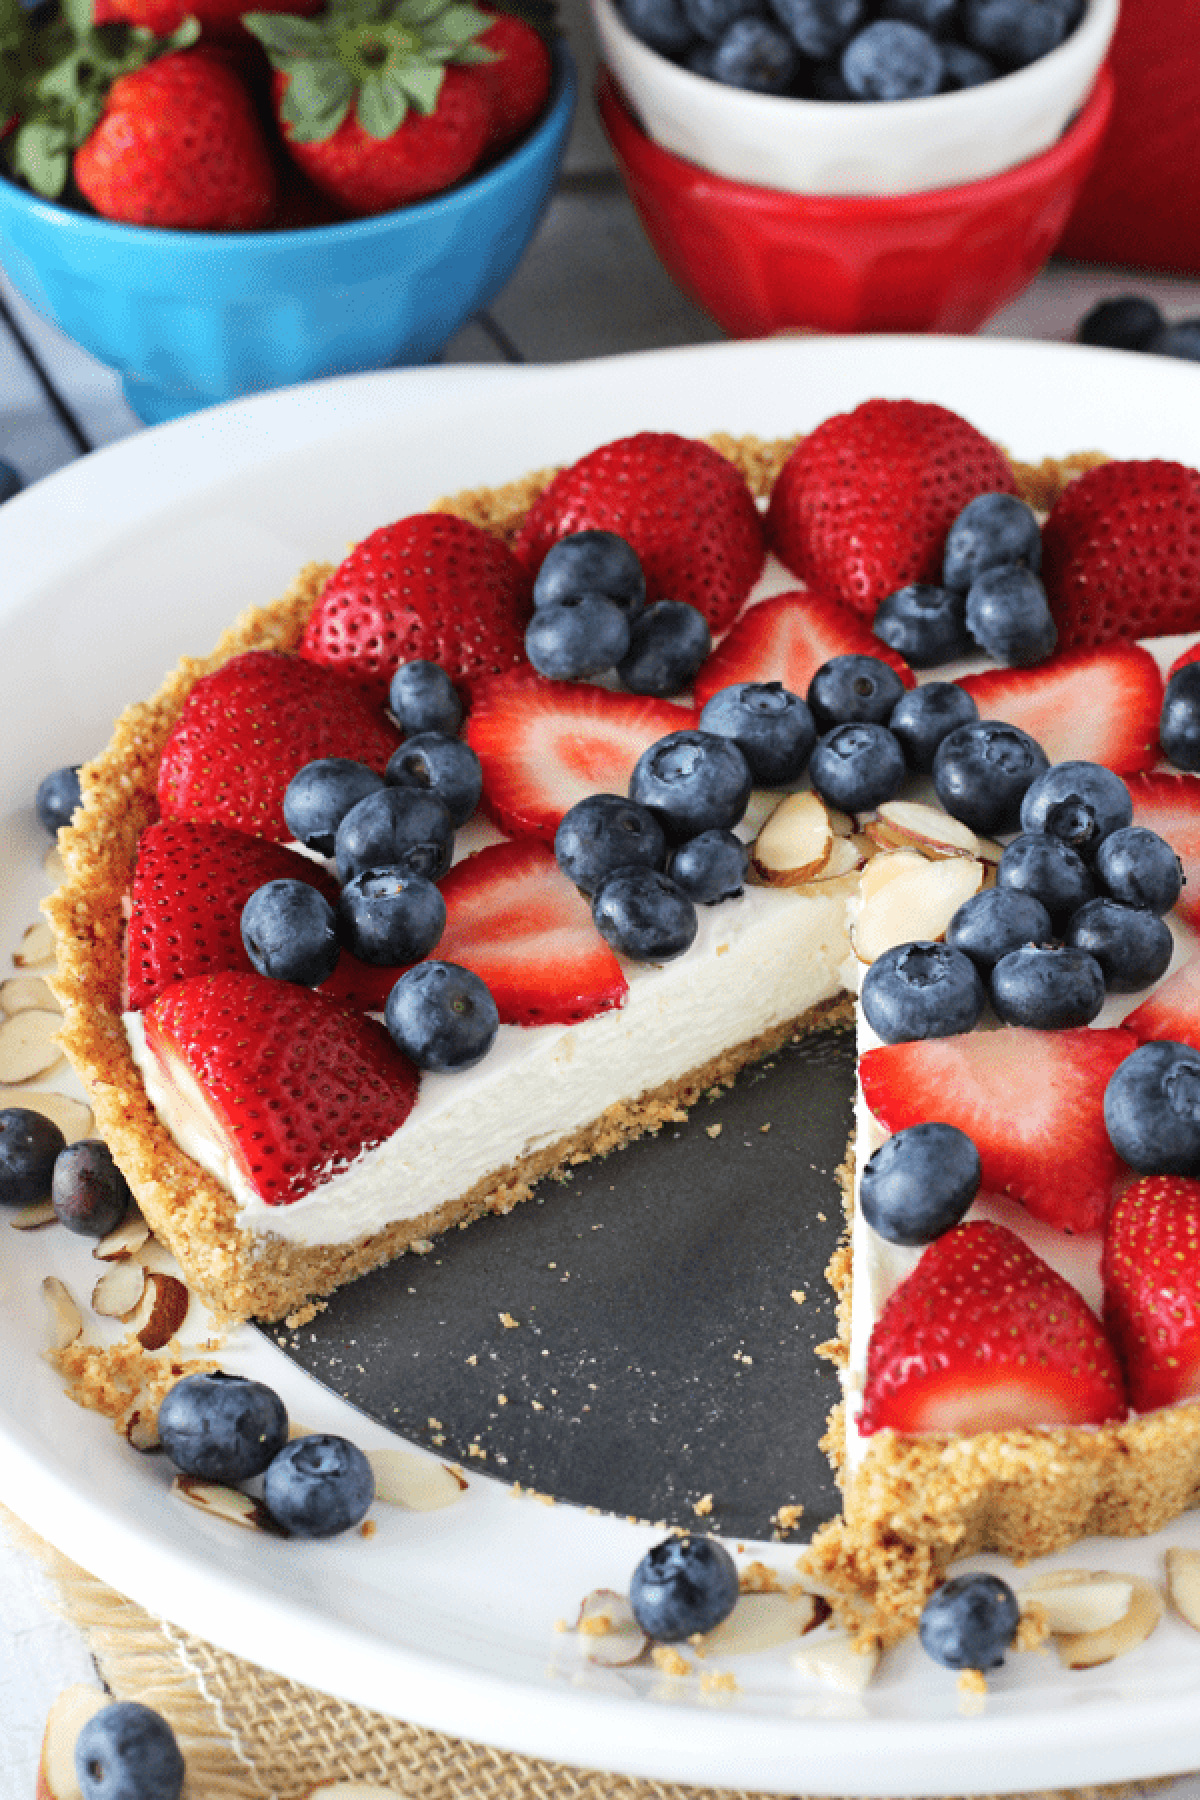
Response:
[5, 1504, 1183, 1800]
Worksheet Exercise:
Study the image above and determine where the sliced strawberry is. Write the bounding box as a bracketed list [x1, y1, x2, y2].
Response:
[1125, 951, 1200, 1053]
[513, 432, 765, 634]
[1041, 459, 1200, 650]
[158, 650, 399, 842]
[465, 668, 689, 841]
[142, 970, 418, 1205]
[1128, 771, 1200, 930]
[435, 838, 627, 1025]
[298, 513, 532, 701]
[692, 589, 915, 711]
[859, 1026, 1136, 1235]
[766, 399, 1017, 619]
[955, 645, 1163, 775]
[859, 1219, 1126, 1435]
[1104, 1175, 1200, 1412]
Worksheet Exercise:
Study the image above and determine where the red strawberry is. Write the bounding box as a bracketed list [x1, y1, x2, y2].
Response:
[142, 970, 418, 1205]
[1128, 771, 1200, 931]
[100, 0, 319, 41]
[513, 433, 766, 635]
[73, 51, 277, 230]
[157, 650, 400, 842]
[465, 668, 688, 840]
[1041, 460, 1200, 651]
[859, 1027, 1137, 1235]
[435, 838, 628, 1024]
[766, 399, 1017, 620]
[955, 645, 1163, 776]
[476, 11, 553, 153]
[1125, 951, 1200, 1054]
[693, 589, 914, 710]
[859, 1220, 1126, 1436]
[298, 514, 531, 701]
[1104, 1175, 1200, 1413]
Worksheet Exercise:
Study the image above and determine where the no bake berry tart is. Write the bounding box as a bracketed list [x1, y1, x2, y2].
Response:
[42, 392, 1200, 1643]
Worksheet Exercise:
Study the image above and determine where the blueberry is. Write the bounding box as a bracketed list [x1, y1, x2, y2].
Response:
[933, 720, 1049, 834]
[385, 962, 499, 1071]
[962, 0, 1075, 67]
[336, 868, 446, 966]
[872, 584, 972, 669]
[262, 1432, 375, 1538]
[943, 492, 1042, 594]
[35, 765, 82, 835]
[51, 1140, 132, 1237]
[681, 0, 759, 40]
[241, 879, 340, 986]
[710, 13, 799, 86]
[618, 0, 696, 55]
[879, 0, 956, 33]
[629, 1534, 740, 1641]
[1093, 825, 1183, 915]
[0, 458, 23, 505]
[859, 1122, 981, 1246]
[0, 1107, 65, 1207]
[534, 530, 646, 617]
[888, 682, 979, 774]
[388, 660, 464, 738]
[526, 595, 631, 681]
[841, 18, 942, 97]
[1150, 321, 1200, 362]
[1160, 663, 1200, 772]
[592, 867, 698, 961]
[990, 944, 1106, 1030]
[1077, 295, 1165, 352]
[668, 829, 749, 903]
[1064, 898, 1174, 993]
[617, 600, 712, 696]
[335, 786, 455, 885]
[628, 729, 753, 844]
[765, 0, 863, 57]
[808, 722, 907, 812]
[1105, 1041, 1200, 1175]
[1018, 760, 1133, 858]
[75, 1702, 185, 1800]
[860, 940, 985, 1043]
[919, 1574, 1019, 1672]
[696, 681, 816, 784]
[386, 733, 483, 827]
[964, 565, 1057, 666]
[283, 759, 384, 858]
[996, 832, 1093, 929]
[158, 1370, 289, 1482]
[937, 39, 995, 85]
[945, 885, 1055, 971]
[686, 38, 720, 69]
[554, 793, 667, 896]
[807, 653, 907, 732]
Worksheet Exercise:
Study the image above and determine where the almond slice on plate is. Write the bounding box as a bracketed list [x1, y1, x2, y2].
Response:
[15, 1091, 93, 1143]
[172, 1474, 283, 1533]
[36, 1684, 108, 1800]
[92, 1259, 148, 1320]
[1165, 1548, 1200, 1630]
[871, 801, 982, 859]
[124, 1408, 160, 1452]
[699, 1590, 820, 1656]
[575, 1588, 647, 1666]
[859, 848, 929, 905]
[852, 856, 984, 965]
[10, 1199, 58, 1230]
[790, 1628, 879, 1692]
[128, 1270, 189, 1350]
[42, 1277, 82, 1351]
[93, 1209, 151, 1262]
[15, 921, 56, 968]
[1053, 1573, 1163, 1667]
[0, 975, 60, 1015]
[751, 792, 833, 886]
[805, 834, 868, 882]
[0, 1010, 64, 1082]
[1019, 1572, 1134, 1634]
[367, 1448, 467, 1510]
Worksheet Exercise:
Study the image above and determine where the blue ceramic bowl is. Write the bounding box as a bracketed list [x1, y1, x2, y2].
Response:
[0, 47, 575, 424]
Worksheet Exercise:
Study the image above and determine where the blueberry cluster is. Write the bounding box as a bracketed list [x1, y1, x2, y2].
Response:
[618, 0, 1082, 100]
[1077, 295, 1200, 364]
[0, 1109, 135, 1230]
[874, 490, 1055, 670]
[158, 1368, 376, 1537]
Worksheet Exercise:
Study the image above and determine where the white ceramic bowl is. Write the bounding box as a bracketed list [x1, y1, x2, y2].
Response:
[590, 0, 1119, 195]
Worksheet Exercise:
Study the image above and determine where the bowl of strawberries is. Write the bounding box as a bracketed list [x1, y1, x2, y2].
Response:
[0, 0, 574, 422]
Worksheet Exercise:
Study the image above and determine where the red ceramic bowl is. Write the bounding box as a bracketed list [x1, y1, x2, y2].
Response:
[598, 62, 1113, 338]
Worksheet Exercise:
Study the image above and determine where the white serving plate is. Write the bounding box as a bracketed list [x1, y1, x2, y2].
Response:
[3, 337, 1200, 1796]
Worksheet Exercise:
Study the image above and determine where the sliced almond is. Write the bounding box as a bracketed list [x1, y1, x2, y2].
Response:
[1165, 1547, 1200, 1631]
[874, 801, 982, 859]
[15, 921, 56, 968]
[129, 1270, 189, 1350]
[0, 975, 60, 1016]
[801, 833, 867, 883]
[36, 1684, 107, 1800]
[367, 1448, 468, 1510]
[0, 1010, 63, 1083]
[859, 847, 929, 905]
[42, 1277, 82, 1352]
[751, 792, 833, 886]
[124, 1409, 160, 1453]
[826, 807, 856, 837]
[575, 1587, 647, 1666]
[10, 1199, 58, 1230]
[852, 855, 984, 965]
[1054, 1573, 1163, 1668]
[93, 1209, 151, 1262]
[1019, 1575, 1133, 1635]
[699, 1591, 819, 1656]
[16, 1091, 93, 1143]
[172, 1474, 283, 1533]
[790, 1628, 879, 1692]
[91, 1260, 148, 1320]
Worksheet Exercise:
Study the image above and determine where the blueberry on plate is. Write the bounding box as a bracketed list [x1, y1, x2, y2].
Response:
[385, 962, 499, 1072]
[283, 758, 385, 857]
[990, 944, 1106, 1030]
[964, 565, 1057, 666]
[1160, 662, 1200, 771]
[335, 785, 455, 886]
[669, 828, 749, 904]
[388, 659, 463, 738]
[617, 599, 712, 697]
[554, 793, 667, 896]
[35, 765, 82, 836]
[629, 730, 753, 843]
[386, 732, 483, 827]
[533, 530, 646, 618]
[1104, 1040, 1200, 1174]
[996, 832, 1093, 929]
[592, 866, 699, 961]
[158, 1370, 289, 1483]
[336, 868, 446, 966]
[1093, 825, 1183, 915]
[841, 17, 942, 96]
[697, 681, 817, 785]
[0, 1106, 65, 1208]
[933, 720, 1049, 835]
[710, 14, 800, 88]
[943, 492, 1041, 594]
[945, 885, 1055, 971]
[75, 1701, 185, 1800]
[1064, 898, 1174, 994]
[887, 682, 979, 774]
[860, 940, 985, 1043]
[872, 583, 972, 668]
[1076, 295, 1165, 352]
[859, 1122, 981, 1246]
[629, 1533, 740, 1641]
[918, 1573, 1019, 1672]
[262, 1432, 375, 1538]
[808, 722, 907, 813]
[807, 653, 906, 732]
[525, 594, 631, 681]
[51, 1140, 132, 1237]
[1018, 760, 1133, 858]
[241, 879, 340, 987]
